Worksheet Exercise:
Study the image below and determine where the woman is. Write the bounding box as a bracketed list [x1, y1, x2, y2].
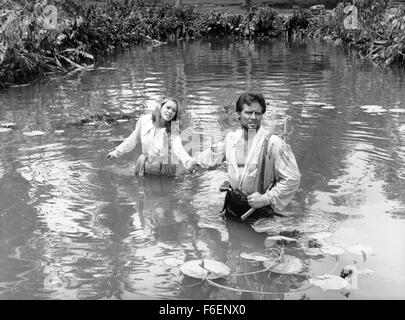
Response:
[107, 97, 197, 176]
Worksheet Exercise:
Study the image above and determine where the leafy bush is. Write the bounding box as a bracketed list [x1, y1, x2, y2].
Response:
[0, 0, 94, 87]
[201, 6, 282, 38]
[1, 0, 404, 88]
[283, 0, 404, 66]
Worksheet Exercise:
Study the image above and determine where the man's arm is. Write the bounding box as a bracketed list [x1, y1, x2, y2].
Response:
[247, 140, 300, 212]
[264, 142, 301, 212]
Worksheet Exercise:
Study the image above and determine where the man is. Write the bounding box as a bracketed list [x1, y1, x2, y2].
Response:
[195, 92, 301, 221]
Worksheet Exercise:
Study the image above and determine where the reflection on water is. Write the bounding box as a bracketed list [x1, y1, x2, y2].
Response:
[0, 38, 405, 299]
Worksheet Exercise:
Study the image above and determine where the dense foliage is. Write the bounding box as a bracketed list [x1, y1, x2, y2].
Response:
[283, 0, 405, 66]
[201, 6, 284, 38]
[1, 0, 404, 88]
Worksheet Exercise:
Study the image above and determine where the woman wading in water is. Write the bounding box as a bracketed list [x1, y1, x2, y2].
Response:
[107, 97, 198, 176]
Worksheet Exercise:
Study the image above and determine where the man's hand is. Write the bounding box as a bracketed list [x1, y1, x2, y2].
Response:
[247, 192, 268, 209]
[107, 150, 119, 160]
[185, 159, 200, 173]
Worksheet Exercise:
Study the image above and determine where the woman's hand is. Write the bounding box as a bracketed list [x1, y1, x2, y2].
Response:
[107, 150, 119, 160]
[247, 192, 268, 209]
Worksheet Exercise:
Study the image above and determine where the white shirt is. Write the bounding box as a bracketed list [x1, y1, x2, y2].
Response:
[195, 126, 301, 213]
[114, 114, 193, 166]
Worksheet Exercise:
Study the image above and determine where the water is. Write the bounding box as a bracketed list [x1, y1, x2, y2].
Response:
[0, 38, 404, 300]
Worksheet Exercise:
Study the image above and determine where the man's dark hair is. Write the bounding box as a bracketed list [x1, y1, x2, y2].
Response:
[236, 93, 266, 113]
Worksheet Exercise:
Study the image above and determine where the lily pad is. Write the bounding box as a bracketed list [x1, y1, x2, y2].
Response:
[266, 235, 298, 242]
[358, 268, 374, 275]
[251, 218, 276, 233]
[360, 105, 387, 113]
[346, 244, 374, 256]
[163, 257, 184, 267]
[321, 105, 336, 110]
[308, 232, 333, 240]
[23, 130, 46, 136]
[0, 122, 16, 128]
[180, 259, 231, 279]
[309, 275, 349, 291]
[264, 235, 297, 248]
[240, 252, 269, 262]
[264, 255, 303, 274]
[320, 244, 345, 256]
[389, 108, 405, 113]
[304, 247, 323, 256]
[0, 127, 12, 133]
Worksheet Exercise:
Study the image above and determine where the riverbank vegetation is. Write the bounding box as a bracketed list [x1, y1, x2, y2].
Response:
[284, 0, 405, 67]
[1, 0, 404, 88]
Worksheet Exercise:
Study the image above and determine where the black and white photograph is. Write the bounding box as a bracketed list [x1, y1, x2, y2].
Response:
[0, 0, 404, 305]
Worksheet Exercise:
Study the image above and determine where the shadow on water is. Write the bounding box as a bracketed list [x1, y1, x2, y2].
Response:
[0, 154, 37, 299]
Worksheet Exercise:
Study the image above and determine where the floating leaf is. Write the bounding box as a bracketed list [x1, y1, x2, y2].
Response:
[23, 130, 46, 136]
[0, 127, 12, 133]
[360, 105, 387, 113]
[358, 268, 374, 275]
[43, 272, 69, 290]
[320, 244, 345, 256]
[308, 239, 323, 248]
[266, 235, 298, 242]
[0, 122, 16, 128]
[264, 238, 278, 247]
[180, 259, 231, 279]
[304, 247, 323, 256]
[308, 232, 333, 240]
[98, 67, 116, 70]
[121, 110, 134, 114]
[264, 235, 297, 248]
[309, 275, 349, 291]
[163, 257, 184, 267]
[264, 255, 303, 274]
[346, 244, 374, 256]
[251, 218, 276, 233]
[240, 252, 269, 262]
[389, 108, 405, 113]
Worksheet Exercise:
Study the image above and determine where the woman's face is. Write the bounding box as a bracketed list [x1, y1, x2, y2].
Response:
[160, 100, 178, 122]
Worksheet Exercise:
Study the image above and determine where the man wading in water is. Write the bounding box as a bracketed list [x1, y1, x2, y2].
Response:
[194, 92, 301, 222]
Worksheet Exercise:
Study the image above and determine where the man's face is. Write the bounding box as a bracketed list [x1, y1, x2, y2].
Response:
[238, 102, 263, 131]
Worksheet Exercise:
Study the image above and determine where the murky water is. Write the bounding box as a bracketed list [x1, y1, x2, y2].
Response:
[0, 38, 404, 300]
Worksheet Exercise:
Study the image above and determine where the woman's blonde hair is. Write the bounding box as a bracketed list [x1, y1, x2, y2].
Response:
[151, 97, 182, 134]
